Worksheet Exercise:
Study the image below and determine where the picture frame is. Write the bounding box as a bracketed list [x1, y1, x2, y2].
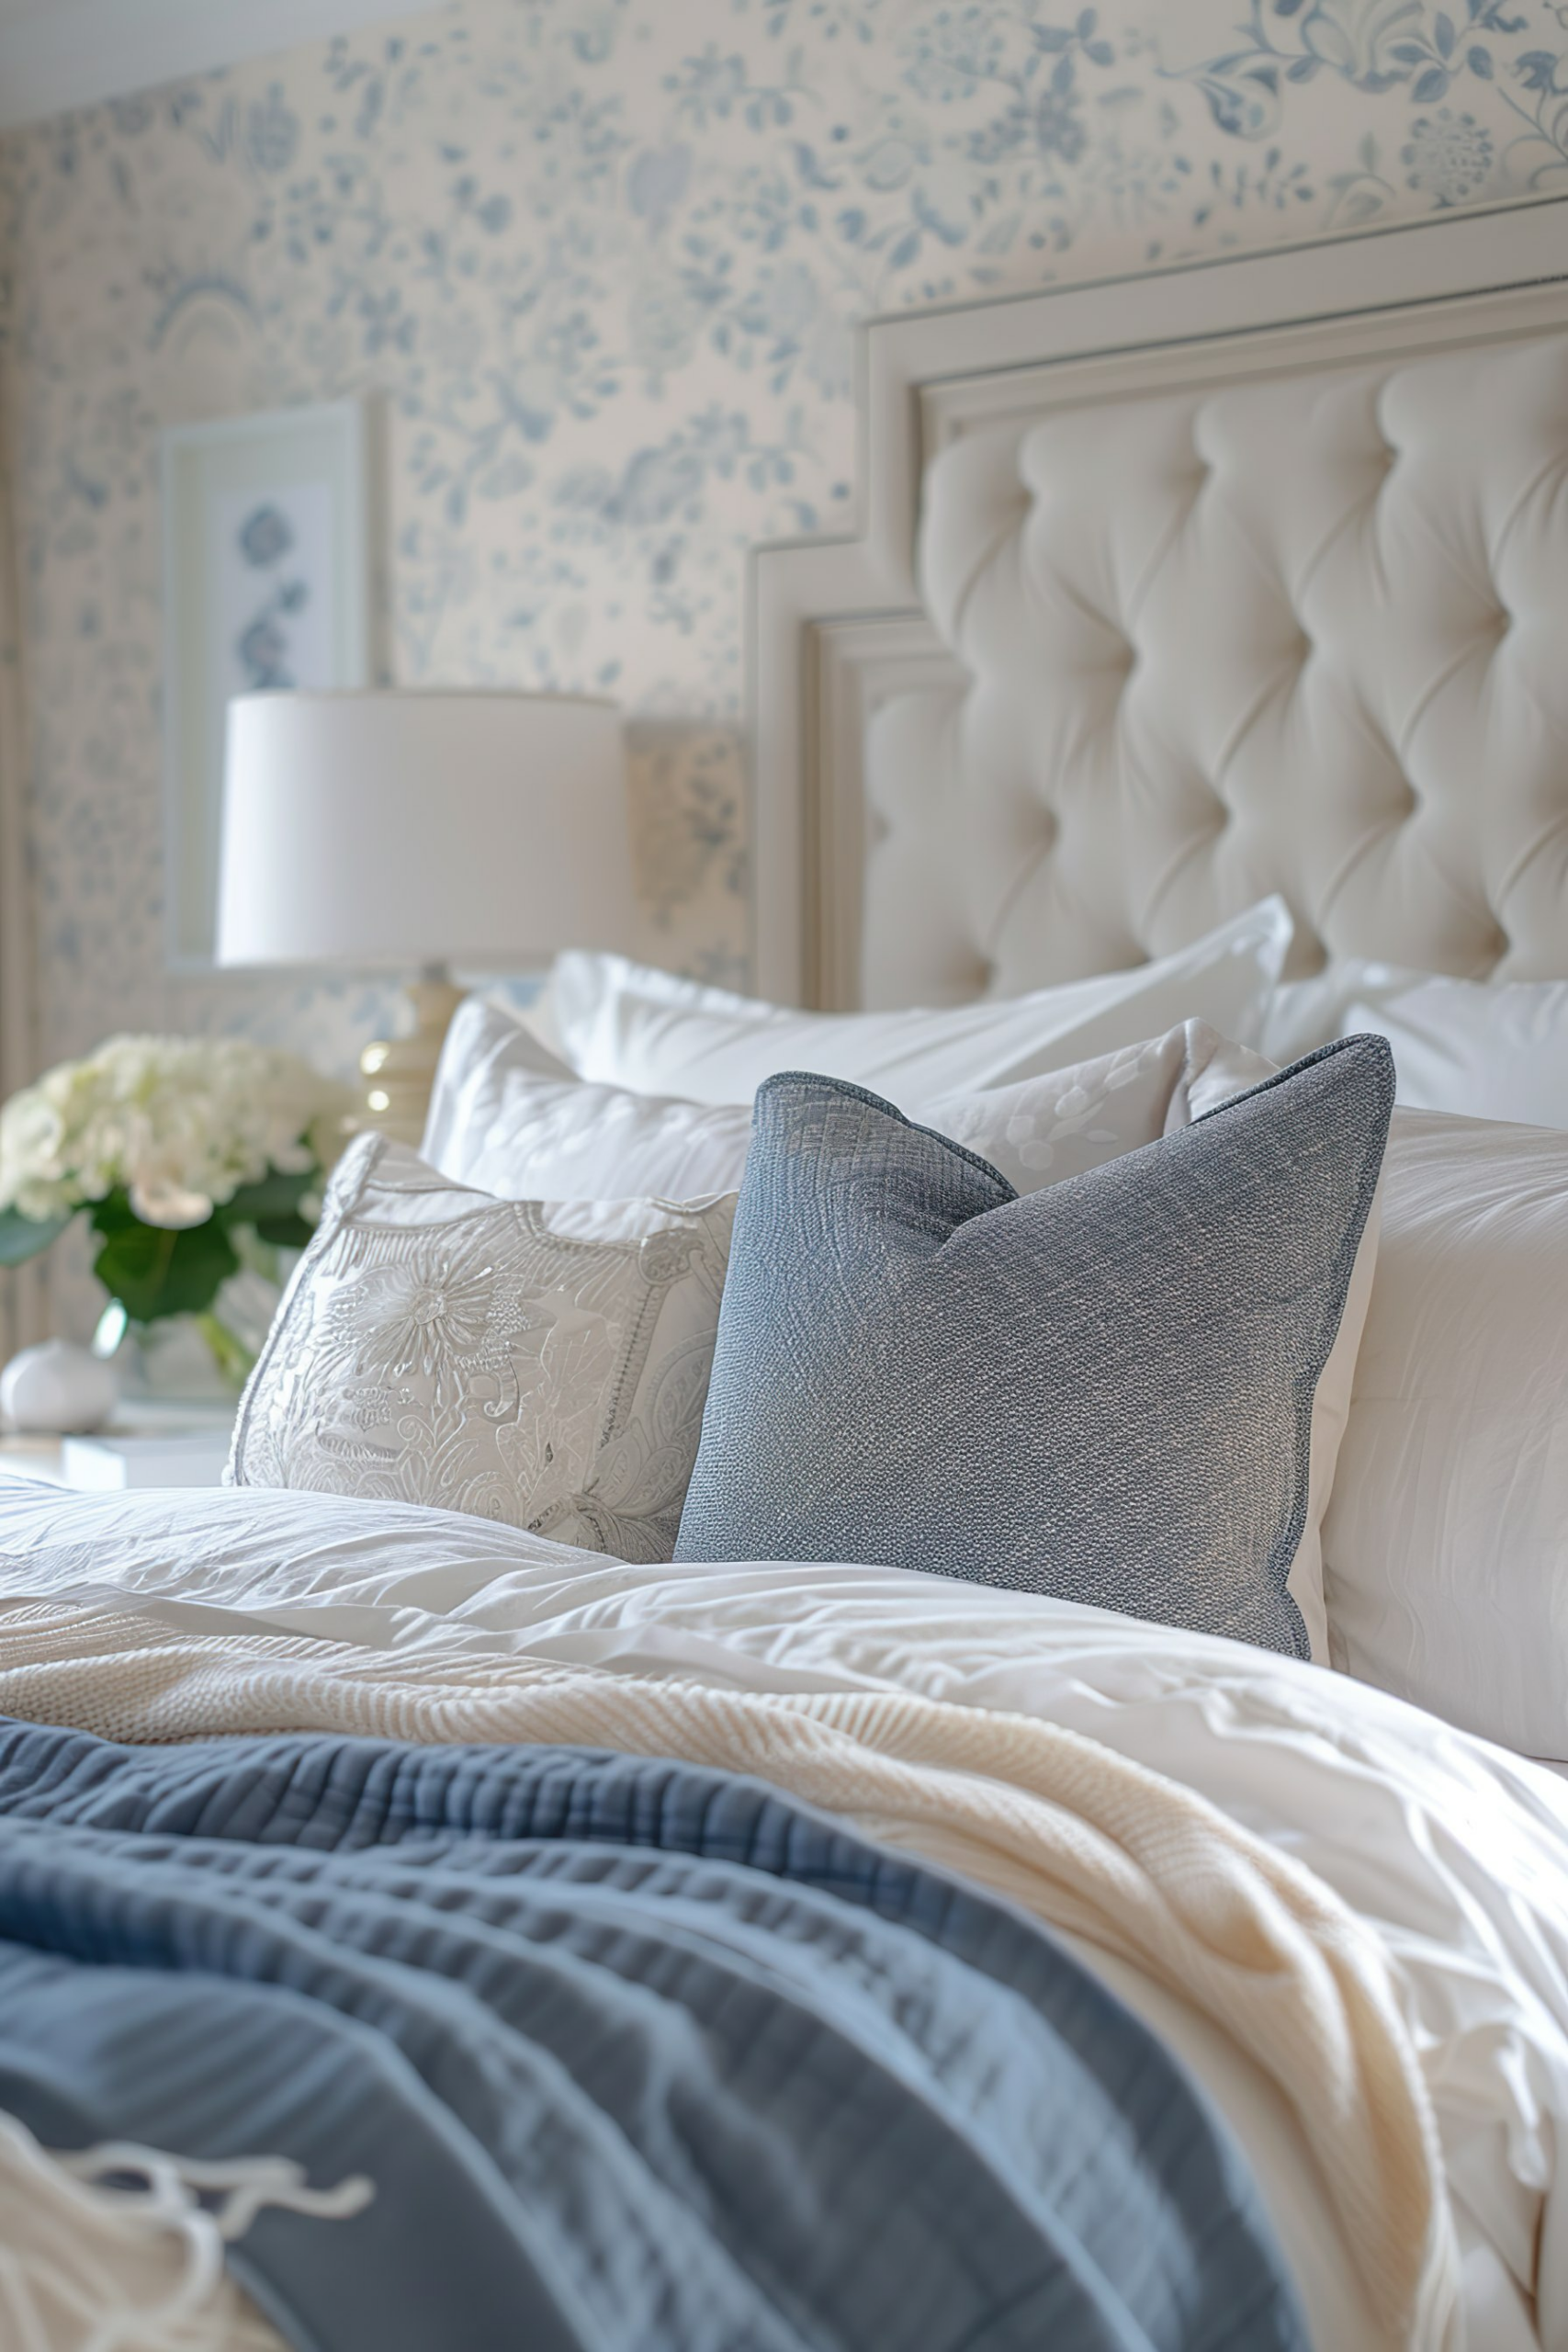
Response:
[162, 398, 371, 971]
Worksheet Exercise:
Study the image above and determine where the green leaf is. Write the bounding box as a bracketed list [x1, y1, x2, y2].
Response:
[91, 1214, 239, 1323]
[253, 1212, 315, 1250]
[221, 1167, 317, 1227]
[0, 1205, 73, 1267]
[87, 1188, 140, 1234]
[74, 1166, 318, 1321]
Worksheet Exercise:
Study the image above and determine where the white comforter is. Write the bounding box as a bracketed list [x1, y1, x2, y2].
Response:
[3, 1483, 1567, 2352]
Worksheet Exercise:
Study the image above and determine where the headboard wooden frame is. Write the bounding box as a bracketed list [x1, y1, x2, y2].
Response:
[749, 197, 1568, 1010]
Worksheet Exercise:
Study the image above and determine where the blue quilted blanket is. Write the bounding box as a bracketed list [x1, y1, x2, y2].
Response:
[0, 1720, 1305, 2350]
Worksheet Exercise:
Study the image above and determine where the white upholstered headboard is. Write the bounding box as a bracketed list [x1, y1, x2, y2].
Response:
[750, 198, 1568, 1010]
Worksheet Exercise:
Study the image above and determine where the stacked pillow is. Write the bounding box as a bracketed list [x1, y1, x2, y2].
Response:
[1263, 963, 1568, 1130]
[533, 922, 1568, 1134]
[540, 899, 1292, 1103]
[423, 993, 1273, 1203]
[422, 1002, 752, 1204]
[238, 990, 1382, 1678]
[1344, 977, 1568, 1129]
[234, 1006, 1274, 1559]
[1321, 1107, 1568, 1758]
[430, 978, 1568, 1757]
[231, 914, 1568, 1759]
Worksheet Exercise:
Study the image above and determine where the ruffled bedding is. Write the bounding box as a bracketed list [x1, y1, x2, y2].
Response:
[3, 1484, 1567, 2350]
[0, 1720, 1308, 2352]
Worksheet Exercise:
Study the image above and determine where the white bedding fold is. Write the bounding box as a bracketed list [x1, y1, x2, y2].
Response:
[0, 1589, 1458, 2350]
[5, 1487, 1568, 2350]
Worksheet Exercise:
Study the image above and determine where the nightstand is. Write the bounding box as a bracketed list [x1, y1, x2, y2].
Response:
[0, 1397, 235, 1491]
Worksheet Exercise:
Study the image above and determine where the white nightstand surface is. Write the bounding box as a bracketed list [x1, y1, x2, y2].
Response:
[0, 1397, 235, 1491]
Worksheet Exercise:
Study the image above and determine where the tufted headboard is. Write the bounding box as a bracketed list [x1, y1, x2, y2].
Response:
[750, 198, 1568, 1009]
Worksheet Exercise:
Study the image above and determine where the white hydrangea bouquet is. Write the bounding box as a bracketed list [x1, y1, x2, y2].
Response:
[0, 1036, 349, 1384]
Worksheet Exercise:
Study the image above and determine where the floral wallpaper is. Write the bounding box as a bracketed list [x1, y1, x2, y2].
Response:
[1, 0, 1563, 1099]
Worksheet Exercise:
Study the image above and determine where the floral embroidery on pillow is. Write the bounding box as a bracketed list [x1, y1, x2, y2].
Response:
[229, 1135, 734, 1561]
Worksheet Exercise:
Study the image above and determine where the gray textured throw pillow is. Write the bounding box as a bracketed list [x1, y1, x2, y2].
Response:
[674, 1037, 1393, 1659]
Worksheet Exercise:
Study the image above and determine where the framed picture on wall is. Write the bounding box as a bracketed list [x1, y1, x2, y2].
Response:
[162, 398, 371, 970]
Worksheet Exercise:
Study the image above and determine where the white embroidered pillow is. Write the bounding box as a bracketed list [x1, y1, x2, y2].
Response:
[228, 1135, 736, 1562]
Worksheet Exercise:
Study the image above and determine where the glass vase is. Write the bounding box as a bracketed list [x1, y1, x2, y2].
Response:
[91, 1251, 292, 1398]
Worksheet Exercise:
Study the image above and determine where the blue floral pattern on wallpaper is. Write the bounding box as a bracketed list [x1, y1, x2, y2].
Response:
[1, 0, 1563, 1080]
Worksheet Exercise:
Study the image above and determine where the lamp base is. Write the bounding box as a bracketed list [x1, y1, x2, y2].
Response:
[351, 968, 465, 1148]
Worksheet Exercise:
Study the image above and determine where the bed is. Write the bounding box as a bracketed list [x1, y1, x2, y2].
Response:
[4, 193, 1568, 2352]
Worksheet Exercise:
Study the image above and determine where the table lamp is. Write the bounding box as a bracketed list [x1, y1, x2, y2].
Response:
[216, 688, 635, 1142]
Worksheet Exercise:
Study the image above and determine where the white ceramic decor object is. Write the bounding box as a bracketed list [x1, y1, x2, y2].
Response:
[0, 1340, 118, 1434]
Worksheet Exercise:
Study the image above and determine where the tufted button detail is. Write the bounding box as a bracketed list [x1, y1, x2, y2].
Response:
[1389, 775, 1420, 825]
[1190, 777, 1230, 837]
[884, 331, 1568, 1003]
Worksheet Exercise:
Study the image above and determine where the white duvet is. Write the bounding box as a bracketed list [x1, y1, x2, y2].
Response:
[2, 1483, 1567, 2352]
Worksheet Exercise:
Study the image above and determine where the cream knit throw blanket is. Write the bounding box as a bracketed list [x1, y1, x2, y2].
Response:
[0, 2115, 356, 2352]
[0, 1597, 1458, 2351]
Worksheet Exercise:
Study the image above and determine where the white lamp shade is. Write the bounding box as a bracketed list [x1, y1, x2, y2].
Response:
[216, 689, 636, 969]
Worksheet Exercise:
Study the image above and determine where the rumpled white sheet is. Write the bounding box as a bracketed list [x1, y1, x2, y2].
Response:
[3, 1485, 1567, 2352]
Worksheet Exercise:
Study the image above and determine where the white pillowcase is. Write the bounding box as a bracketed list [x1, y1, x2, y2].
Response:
[544, 899, 1292, 1104]
[229, 1133, 735, 1562]
[424, 993, 1273, 1202]
[923, 1023, 1276, 1191]
[1347, 978, 1568, 1130]
[1322, 1109, 1568, 1758]
[423, 998, 752, 1203]
[1259, 961, 1427, 1063]
[1262, 964, 1568, 1130]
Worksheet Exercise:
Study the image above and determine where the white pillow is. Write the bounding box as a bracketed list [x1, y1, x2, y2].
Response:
[1346, 977, 1568, 1129]
[1262, 964, 1568, 1130]
[1322, 1109, 1568, 1757]
[1259, 960, 1426, 1062]
[545, 899, 1292, 1103]
[229, 1134, 735, 1562]
[424, 994, 1273, 1202]
[423, 997, 752, 1203]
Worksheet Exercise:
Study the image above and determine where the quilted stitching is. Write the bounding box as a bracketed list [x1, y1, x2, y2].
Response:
[861, 333, 1568, 1006]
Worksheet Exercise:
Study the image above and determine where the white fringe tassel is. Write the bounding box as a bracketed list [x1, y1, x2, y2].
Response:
[0, 2112, 373, 2352]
